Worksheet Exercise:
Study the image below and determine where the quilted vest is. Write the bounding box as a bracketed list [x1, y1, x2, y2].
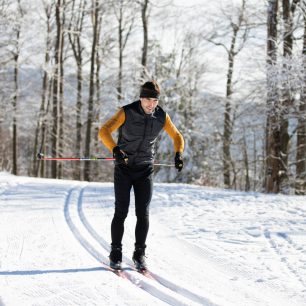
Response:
[117, 100, 166, 166]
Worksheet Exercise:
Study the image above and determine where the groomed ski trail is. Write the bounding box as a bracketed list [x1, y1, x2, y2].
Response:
[76, 186, 216, 306]
[64, 186, 214, 306]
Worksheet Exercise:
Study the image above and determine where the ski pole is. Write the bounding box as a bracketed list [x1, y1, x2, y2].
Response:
[37, 153, 175, 167]
[37, 153, 114, 161]
[153, 163, 175, 167]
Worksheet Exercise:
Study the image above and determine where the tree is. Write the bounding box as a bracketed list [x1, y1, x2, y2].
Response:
[265, 0, 280, 193]
[296, 2, 306, 194]
[265, 0, 301, 193]
[206, 0, 249, 188]
[33, 1, 53, 178]
[68, 0, 86, 180]
[113, 0, 135, 102]
[84, 0, 99, 181]
[51, 0, 66, 179]
[276, 0, 300, 193]
[140, 0, 149, 79]
[11, 0, 24, 175]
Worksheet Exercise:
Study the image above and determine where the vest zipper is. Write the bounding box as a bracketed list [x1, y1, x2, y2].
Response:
[133, 116, 149, 165]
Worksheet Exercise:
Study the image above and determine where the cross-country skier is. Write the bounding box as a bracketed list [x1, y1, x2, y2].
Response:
[99, 80, 184, 271]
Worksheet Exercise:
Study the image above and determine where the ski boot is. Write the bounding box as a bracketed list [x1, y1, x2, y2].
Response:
[109, 245, 122, 270]
[132, 245, 147, 271]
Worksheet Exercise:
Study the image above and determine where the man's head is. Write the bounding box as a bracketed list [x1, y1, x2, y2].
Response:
[140, 81, 160, 114]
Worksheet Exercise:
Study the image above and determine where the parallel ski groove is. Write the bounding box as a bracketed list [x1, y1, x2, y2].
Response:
[78, 186, 217, 306]
[64, 187, 192, 306]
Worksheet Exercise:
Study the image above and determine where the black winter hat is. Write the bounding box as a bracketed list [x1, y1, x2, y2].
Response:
[140, 81, 160, 99]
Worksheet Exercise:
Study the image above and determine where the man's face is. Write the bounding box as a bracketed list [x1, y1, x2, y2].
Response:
[140, 98, 159, 114]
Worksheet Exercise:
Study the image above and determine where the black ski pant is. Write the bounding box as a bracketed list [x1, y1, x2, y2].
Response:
[111, 164, 154, 249]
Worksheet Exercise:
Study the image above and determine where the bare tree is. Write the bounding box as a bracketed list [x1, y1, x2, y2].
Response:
[113, 0, 135, 103]
[265, 0, 301, 193]
[296, 2, 306, 194]
[140, 0, 149, 79]
[206, 0, 249, 188]
[242, 129, 251, 191]
[277, 0, 300, 192]
[68, 0, 86, 180]
[92, 5, 105, 179]
[51, 0, 66, 178]
[265, 0, 279, 193]
[33, 1, 53, 177]
[84, 0, 99, 181]
[10, 0, 24, 175]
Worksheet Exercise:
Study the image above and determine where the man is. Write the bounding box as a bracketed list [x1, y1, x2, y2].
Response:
[99, 80, 184, 271]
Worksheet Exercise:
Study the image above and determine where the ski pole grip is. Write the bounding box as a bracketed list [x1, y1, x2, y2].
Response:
[37, 152, 44, 160]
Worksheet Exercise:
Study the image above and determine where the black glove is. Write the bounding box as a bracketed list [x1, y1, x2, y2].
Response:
[174, 152, 183, 172]
[113, 146, 128, 165]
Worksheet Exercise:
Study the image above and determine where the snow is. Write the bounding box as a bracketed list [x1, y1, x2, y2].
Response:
[0, 172, 306, 306]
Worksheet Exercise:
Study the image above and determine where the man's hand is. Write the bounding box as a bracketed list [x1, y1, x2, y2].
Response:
[113, 146, 128, 165]
[174, 152, 183, 172]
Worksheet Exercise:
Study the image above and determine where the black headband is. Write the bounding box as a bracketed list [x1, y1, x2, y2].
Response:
[140, 88, 160, 99]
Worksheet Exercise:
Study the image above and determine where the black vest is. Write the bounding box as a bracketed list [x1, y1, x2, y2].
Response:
[117, 100, 166, 166]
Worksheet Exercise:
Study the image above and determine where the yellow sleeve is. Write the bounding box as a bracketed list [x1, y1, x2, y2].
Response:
[98, 108, 125, 152]
[163, 113, 184, 153]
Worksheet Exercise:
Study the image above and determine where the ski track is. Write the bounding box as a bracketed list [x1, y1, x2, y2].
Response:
[263, 228, 306, 290]
[0, 182, 105, 306]
[0, 182, 12, 197]
[2, 176, 306, 305]
[77, 185, 306, 305]
[64, 186, 207, 306]
[77, 186, 215, 306]
[155, 224, 301, 306]
[153, 186, 306, 305]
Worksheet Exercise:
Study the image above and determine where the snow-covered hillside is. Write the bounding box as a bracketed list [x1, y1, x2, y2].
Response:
[0, 173, 305, 306]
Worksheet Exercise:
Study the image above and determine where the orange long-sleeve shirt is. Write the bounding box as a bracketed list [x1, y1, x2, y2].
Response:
[99, 108, 184, 153]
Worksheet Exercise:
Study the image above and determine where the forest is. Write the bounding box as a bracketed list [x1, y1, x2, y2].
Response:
[0, 0, 305, 195]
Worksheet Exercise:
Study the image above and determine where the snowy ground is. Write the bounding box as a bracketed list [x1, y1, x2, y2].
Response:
[0, 172, 306, 306]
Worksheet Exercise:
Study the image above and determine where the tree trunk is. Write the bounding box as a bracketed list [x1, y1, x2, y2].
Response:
[296, 8, 306, 194]
[74, 64, 83, 179]
[117, 4, 123, 103]
[92, 12, 103, 180]
[265, 0, 279, 193]
[57, 1, 65, 179]
[33, 3, 52, 177]
[12, 0, 23, 175]
[222, 0, 246, 189]
[141, 0, 149, 79]
[51, 0, 63, 179]
[68, 0, 86, 180]
[11, 0, 23, 176]
[84, 0, 99, 181]
[116, 1, 134, 102]
[12, 42, 19, 176]
[277, 0, 296, 193]
[222, 27, 238, 188]
[40, 81, 53, 178]
[242, 130, 250, 191]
